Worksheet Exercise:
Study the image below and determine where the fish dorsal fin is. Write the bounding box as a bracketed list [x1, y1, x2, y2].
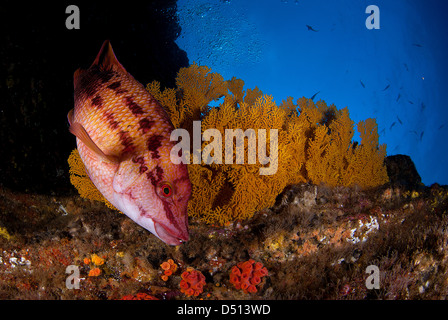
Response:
[69, 122, 118, 164]
[91, 40, 127, 73]
[73, 41, 126, 89]
[112, 159, 141, 194]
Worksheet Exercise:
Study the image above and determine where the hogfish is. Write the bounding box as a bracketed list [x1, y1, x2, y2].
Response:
[68, 40, 191, 245]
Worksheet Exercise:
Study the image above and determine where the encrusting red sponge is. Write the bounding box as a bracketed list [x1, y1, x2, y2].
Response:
[229, 259, 268, 293]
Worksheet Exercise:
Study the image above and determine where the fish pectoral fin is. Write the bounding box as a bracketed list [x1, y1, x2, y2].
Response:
[67, 109, 74, 125]
[69, 122, 118, 164]
[112, 159, 141, 193]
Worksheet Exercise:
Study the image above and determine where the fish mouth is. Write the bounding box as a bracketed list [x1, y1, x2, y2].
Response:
[154, 222, 189, 246]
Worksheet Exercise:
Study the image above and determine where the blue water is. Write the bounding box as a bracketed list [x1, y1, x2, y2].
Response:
[175, 0, 448, 186]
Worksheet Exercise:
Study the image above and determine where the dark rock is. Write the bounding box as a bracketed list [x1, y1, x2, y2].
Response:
[385, 154, 422, 189]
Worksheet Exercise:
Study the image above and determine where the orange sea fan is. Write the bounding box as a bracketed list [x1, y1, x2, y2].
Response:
[145, 64, 388, 225]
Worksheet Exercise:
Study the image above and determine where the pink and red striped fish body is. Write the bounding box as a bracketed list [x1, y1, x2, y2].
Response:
[68, 41, 191, 245]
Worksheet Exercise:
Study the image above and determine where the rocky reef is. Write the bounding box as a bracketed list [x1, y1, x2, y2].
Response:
[1, 155, 447, 300]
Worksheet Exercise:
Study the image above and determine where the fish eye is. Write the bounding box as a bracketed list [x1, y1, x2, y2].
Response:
[158, 182, 173, 198]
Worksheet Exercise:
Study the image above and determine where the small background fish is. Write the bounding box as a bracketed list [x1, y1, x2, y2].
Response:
[68, 41, 191, 245]
[306, 24, 319, 32]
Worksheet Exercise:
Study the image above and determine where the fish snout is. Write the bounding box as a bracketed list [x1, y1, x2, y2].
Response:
[112, 190, 189, 245]
[152, 197, 189, 245]
[154, 221, 189, 246]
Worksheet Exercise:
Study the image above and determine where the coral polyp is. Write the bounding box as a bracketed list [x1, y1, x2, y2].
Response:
[160, 259, 178, 281]
[179, 267, 206, 297]
[229, 259, 268, 294]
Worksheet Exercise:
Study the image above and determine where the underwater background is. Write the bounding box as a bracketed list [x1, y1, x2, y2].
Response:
[176, 0, 448, 187]
[1, 0, 448, 302]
